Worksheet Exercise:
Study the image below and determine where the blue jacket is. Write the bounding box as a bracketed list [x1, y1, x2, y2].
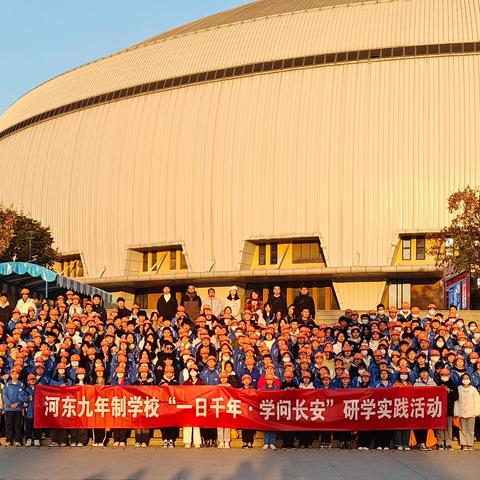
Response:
[3, 380, 28, 411]
[25, 385, 35, 419]
[200, 367, 220, 385]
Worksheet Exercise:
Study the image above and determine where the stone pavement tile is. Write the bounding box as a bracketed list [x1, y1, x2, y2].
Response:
[0, 448, 480, 480]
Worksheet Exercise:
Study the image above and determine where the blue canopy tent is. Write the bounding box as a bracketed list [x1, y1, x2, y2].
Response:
[0, 262, 113, 304]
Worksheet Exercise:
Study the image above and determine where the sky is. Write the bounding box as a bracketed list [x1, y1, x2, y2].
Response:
[0, 0, 248, 114]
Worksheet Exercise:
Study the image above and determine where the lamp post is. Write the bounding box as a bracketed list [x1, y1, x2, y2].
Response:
[27, 231, 34, 262]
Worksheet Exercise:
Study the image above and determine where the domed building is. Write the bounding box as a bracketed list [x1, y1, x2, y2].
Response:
[1, 0, 479, 311]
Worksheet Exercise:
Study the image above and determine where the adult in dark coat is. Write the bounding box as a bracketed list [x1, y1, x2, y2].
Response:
[0, 293, 13, 324]
[435, 368, 459, 450]
[265, 286, 287, 316]
[92, 294, 107, 323]
[156, 286, 178, 320]
[293, 286, 316, 319]
[181, 285, 202, 321]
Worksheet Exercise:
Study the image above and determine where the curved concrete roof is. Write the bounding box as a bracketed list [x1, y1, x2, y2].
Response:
[2, 0, 479, 133]
[138, 0, 381, 44]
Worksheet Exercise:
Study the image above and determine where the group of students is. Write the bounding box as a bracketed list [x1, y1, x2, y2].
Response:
[0, 284, 480, 450]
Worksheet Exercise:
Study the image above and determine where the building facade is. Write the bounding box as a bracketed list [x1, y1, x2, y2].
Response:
[1, 0, 480, 310]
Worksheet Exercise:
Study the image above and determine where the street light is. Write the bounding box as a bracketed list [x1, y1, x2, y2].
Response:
[27, 231, 34, 262]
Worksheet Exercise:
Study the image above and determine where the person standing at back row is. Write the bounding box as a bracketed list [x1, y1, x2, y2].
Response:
[265, 286, 287, 316]
[293, 286, 316, 319]
[156, 285, 178, 320]
[181, 285, 202, 320]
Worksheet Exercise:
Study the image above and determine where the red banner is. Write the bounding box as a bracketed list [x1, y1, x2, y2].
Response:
[35, 385, 446, 431]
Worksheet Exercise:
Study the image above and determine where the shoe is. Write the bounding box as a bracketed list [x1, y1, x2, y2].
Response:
[376, 446, 382, 451]
[358, 447, 363, 450]
[446, 445, 453, 450]
[34, 440, 41, 447]
[113, 442, 119, 447]
[383, 447, 389, 451]
[242, 443, 248, 449]
[25, 439, 32, 447]
[168, 440, 174, 448]
[326, 443, 331, 449]
[49, 442, 59, 447]
[184, 443, 191, 448]
[404, 447, 410, 451]
[119, 442, 125, 447]
[14, 442, 22, 447]
[162, 440, 168, 448]
[135, 443, 141, 448]
[77, 443, 84, 447]
[396, 446, 403, 451]
[437, 445, 444, 450]
[60, 443, 68, 447]
[418, 443, 428, 451]
[141, 443, 147, 448]
[263, 444, 269, 450]
[71, 443, 77, 447]
[218, 442, 224, 449]
[270, 444, 277, 450]
[224, 442, 230, 449]
[194, 444, 201, 448]
[248, 443, 253, 449]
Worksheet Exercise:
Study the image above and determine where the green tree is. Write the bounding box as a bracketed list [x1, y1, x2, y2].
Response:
[0, 207, 58, 267]
[0, 206, 16, 256]
[428, 186, 480, 278]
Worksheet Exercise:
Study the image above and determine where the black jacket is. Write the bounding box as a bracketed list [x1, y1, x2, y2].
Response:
[156, 294, 178, 320]
[265, 295, 287, 316]
[435, 378, 459, 416]
[293, 294, 316, 319]
[0, 303, 13, 324]
[93, 304, 107, 323]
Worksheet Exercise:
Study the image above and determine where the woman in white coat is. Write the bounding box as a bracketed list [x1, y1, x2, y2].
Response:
[454, 373, 480, 450]
[224, 286, 241, 320]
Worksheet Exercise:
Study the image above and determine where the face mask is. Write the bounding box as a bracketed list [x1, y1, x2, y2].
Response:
[58, 369, 65, 375]
[361, 319, 369, 325]
[428, 309, 436, 316]
[283, 356, 291, 363]
[462, 379, 471, 386]
[430, 356, 440, 363]
[458, 341, 466, 347]
[457, 322, 464, 328]
[400, 374, 408, 381]
[471, 359, 478, 364]
[361, 350, 368, 356]
[77, 374, 85, 380]
[117, 373, 124, 378]
[222, 355, 230, 362]
[72, 361, 79, 368]
[377, 310, 385, 316]
[190, 370, 198, 378]
[440, 376, 450, 382]
[437, 342, 445, 348]
[465, 349, 473, 355]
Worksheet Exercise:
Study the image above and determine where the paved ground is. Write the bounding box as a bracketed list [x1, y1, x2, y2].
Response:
[0, 448, 479, 480]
